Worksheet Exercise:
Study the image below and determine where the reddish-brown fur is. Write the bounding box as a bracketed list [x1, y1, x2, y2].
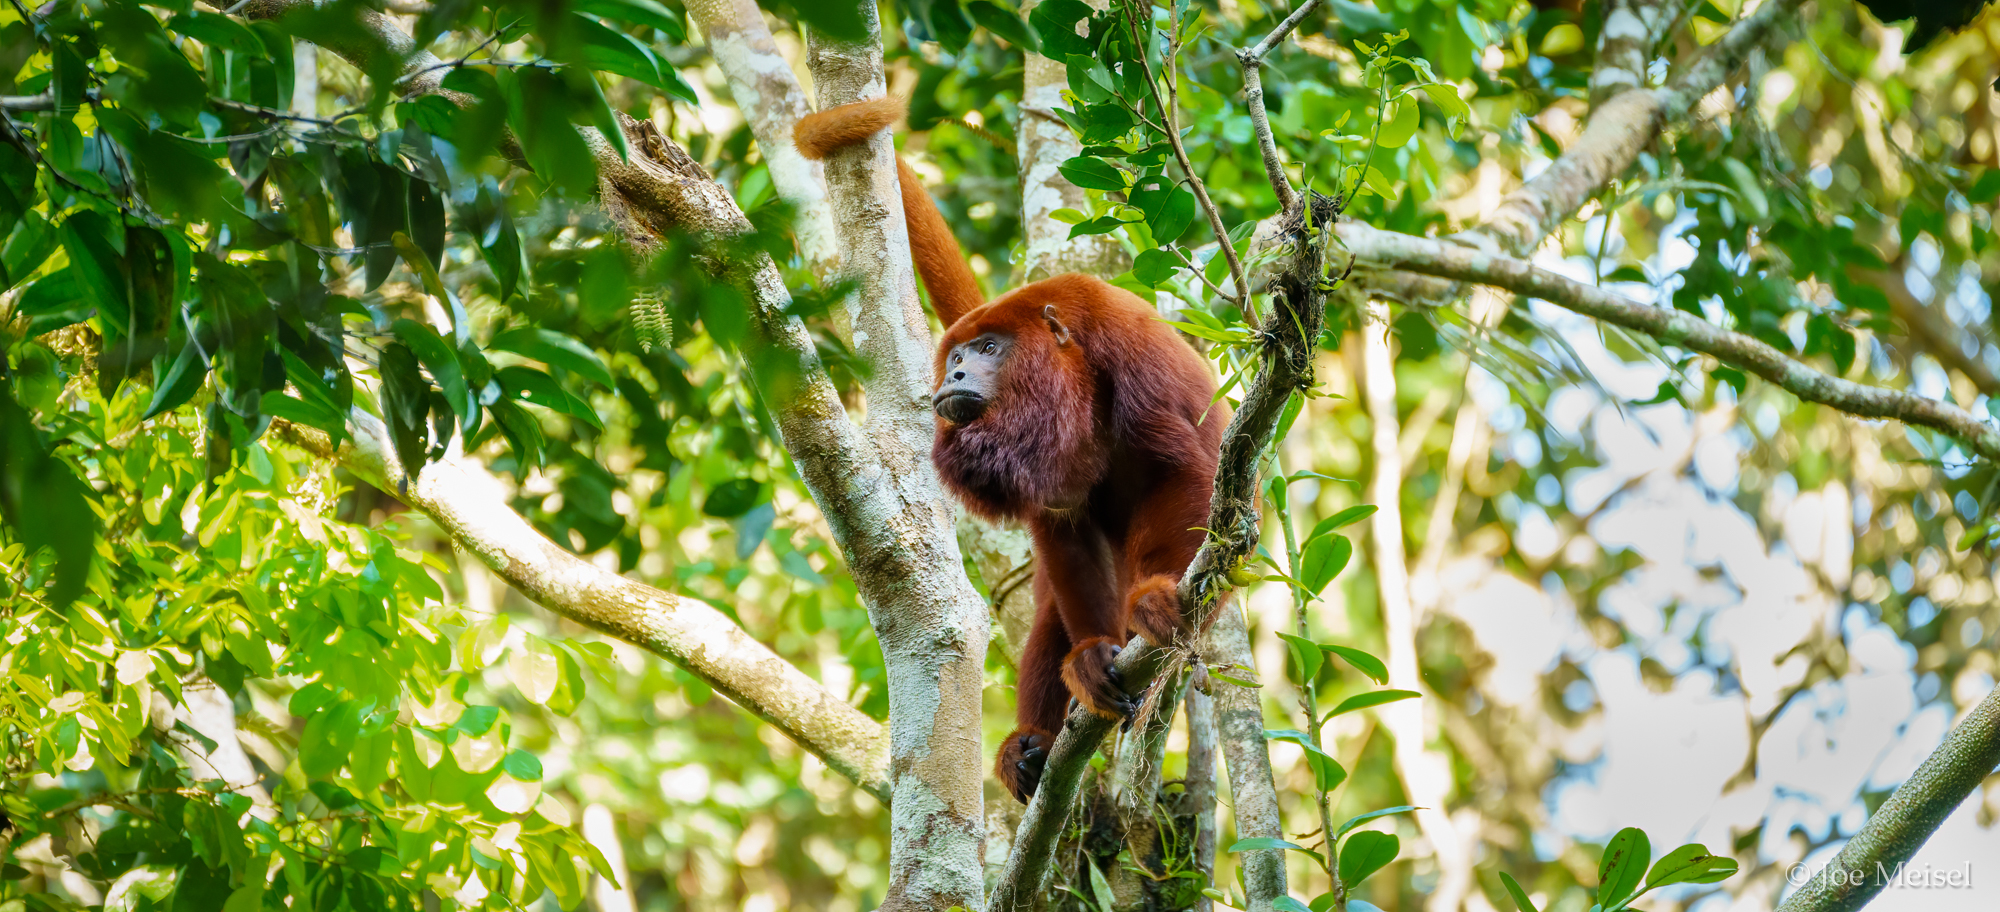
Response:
[794, 100, 1224, 803]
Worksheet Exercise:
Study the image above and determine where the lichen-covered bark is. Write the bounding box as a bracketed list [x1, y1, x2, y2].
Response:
[684, 0, 837, 274]
[1591, 0, 1670, 106]
[807, 12, 992, 911]
[1017, 0, 1129, 281]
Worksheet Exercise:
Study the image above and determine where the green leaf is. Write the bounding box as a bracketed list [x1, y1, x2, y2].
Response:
[488, 327, 614, 388]
[1328, 689, 1420, 718]
[1068, 215, 1127, 238]
[1377, 95, 1420, 148]
[1645, 843, 1738, 888]
[393, 319, 471, 423]
[378, 343, 432, 480]
[1263, 729, 1346, 791]
[1362, 165, 1397, 199]
[143, 343, 208, 420]
[703, 478, 765, 518]
[575, 0, 687, 40]
[577, 69, 629, 162]
[1336, 806, 1419, 841]
[1418, 82, 1469, 122]
[501, 749, 544, 781]
[1129, 175, 1197, 243]
[1299, 534, 1353, 595]
[1272, 898, 1311, 912]
[1059, 156, 1129, 191]
[1132, 248, 1178, 287]
[1722, 158, 1770, 222]
[1030, 0, 1094, 58]
[1276, 632, 1324, 683]
[1308, 505, 1378, 541]
[967, 0, 1038, 49]
[495, 366, 603, 429]
[1597, 828, 1651, 909]
[1321, 644, 1388, 684]
[0, 378, 95, 606]
[1086, 857, 1115, 912]
[1229, 837, 1318, 858]
[1498, 872, 1540, 912]
[1338, 830, 1399, 887]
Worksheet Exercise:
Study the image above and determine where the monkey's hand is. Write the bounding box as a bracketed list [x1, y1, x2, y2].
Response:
[995, 727, 1053, 804]
[1062, 636, 1137, 721]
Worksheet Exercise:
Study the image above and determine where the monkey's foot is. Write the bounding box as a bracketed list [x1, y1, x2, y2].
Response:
[1127, 575, 1187, 646]
[996, 727, 1053, 804]
[1062, 637, 1137, 721]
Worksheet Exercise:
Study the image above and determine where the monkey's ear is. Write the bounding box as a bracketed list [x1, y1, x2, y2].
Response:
[1042, 305, 1073, 347]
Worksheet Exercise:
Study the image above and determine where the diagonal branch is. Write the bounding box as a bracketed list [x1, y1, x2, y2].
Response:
[1462, 0, 1805, 256]
[1774, 684, 2000, 912]
[1338, 222, 2000, 462]
[279, 414, 892, 802]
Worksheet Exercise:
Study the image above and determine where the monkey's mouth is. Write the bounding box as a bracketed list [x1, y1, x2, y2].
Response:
[932, 390, 987, 424]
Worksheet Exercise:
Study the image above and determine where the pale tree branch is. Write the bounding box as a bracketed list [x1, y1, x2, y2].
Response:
[684, 0, 839, 276]
[806, 11, 993, 911]
[1774, 684, 2000, 912]
[1460, 0, 1805, 257]
[242, 0, 1008, 812]
[277, 414, 893, 802]
[1591, 0, 1676, 106]
[1207, 606, 1289, 912]
[1337, 222, 2000, 462]
[1182, 680, 1221, 902]
[1361, 299, 1476, 912]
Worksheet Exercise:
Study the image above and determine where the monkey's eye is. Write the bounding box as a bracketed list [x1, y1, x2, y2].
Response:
[981, 340, 997, 354]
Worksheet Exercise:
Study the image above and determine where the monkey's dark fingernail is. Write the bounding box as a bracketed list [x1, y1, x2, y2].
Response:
[1017, 761, 1029, 772]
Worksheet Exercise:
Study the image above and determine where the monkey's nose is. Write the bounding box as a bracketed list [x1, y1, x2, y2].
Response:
[950, 370, 965, 381]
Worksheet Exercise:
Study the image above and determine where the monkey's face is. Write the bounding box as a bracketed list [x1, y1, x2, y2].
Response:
[933, 332, 1014, 424]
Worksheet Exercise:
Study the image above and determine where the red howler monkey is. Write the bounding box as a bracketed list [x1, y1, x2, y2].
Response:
[795, 98, 1224, 804]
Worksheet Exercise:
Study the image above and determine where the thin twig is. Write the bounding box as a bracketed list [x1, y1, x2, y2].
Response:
[1236, 0, 1325, 212]
[1123, 0, 1254, 319]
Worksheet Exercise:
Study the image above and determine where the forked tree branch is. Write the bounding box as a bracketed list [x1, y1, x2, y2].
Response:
[1337, 222, 2000, 462]
[806, 10, 993, 910]
[1774, 684, 2000, 912]
[236, 0, 946, 807]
